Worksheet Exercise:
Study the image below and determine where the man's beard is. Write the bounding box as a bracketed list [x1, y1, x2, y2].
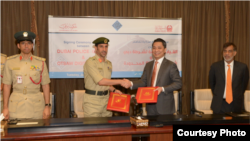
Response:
[223, 56, 234, 62]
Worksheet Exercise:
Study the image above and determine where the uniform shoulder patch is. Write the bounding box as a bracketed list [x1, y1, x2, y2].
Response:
[7, 54, 18, 60]
[33, 56, 46, 61]
[0, 53, 7, 57]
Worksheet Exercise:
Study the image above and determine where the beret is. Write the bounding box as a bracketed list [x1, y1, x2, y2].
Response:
[92, 37, 109, 45]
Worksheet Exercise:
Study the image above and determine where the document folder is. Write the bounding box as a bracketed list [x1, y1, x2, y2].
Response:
[136, 87, 158, 103]
[107, 92, 131, 113]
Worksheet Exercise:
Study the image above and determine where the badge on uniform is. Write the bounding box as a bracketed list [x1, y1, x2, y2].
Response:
[30, 65, 40, 71]
[17, 76, 22, 84]
[108, 66, 112, 71]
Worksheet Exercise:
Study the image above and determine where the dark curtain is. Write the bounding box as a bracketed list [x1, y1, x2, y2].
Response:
[229, 1, 250, 80]
[1, 1, 249, 118]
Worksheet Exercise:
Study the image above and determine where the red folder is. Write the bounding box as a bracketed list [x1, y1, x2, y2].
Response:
[136, 87, 158, 103]
[107, 92, 131, 113]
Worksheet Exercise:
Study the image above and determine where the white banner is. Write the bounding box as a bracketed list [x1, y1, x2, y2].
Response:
[48, 17, 182, 78]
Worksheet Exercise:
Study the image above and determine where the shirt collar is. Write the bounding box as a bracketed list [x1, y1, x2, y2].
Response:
[154, 56, 164, 64]
[224, 60, 234, 67]
[95, 54, 107, 63]
[19, 54, 33, 61]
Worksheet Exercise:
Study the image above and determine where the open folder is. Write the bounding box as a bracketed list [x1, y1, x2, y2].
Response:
[136, 87, 158, 103]
[107, 92, 131, 113]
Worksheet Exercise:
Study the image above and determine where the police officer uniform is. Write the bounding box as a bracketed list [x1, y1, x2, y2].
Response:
[2, 31, 50, 119]
[1, 53, 7, 113]
[83, 37, 113, 117]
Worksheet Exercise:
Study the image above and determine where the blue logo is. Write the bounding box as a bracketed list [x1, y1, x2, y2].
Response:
[112, 20, 122, 31]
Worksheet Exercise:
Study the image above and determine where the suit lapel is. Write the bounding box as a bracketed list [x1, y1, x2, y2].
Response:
[232, 61, 238, 84]
[148, 61, 154, 85]
[219, 61, 225, 80]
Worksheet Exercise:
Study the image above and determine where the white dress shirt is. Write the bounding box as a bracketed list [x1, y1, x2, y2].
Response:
[152, 57, 164, 87]
[130, 56, 165, 92]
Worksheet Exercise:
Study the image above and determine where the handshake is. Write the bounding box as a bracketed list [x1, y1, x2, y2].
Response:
[120, 79, 132, 89]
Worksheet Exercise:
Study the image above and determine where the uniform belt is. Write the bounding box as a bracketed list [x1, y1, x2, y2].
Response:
[13, 88, 40, 94]
[85, 88, 109, 96]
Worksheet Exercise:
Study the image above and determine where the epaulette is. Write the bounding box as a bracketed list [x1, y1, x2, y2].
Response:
[1, 53, 7, 57]
[90, 56, 96, 60]
[33, 56, 46, 61]
[7, 54, 18, 60]
[107, 60, 111, 64]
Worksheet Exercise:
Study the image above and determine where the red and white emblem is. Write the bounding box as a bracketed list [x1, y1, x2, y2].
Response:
[17, 76, 22, 84]
[167, 25, 172, 32]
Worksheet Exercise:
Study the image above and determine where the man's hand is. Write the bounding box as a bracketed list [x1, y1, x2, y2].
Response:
[2, 108, 9, 119]
[154, 87, 163, 95]
[43, 106, 50, 119]
[121, 79, 132, 89]
[114, 89, 123, 94]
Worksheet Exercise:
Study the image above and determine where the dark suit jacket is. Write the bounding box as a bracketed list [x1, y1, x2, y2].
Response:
[132, 58, 182, 114]
[209, 60, 249, 113]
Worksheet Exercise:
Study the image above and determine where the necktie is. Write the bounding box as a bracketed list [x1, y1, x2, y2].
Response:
[151, 61, 158, 87]
[226, 64, 233, 104]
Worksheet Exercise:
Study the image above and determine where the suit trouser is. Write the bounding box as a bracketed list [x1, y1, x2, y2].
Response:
[146, 103, 160, 116]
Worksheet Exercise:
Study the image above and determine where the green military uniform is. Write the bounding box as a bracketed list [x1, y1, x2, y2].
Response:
[2, 54, 50, 119]
[83, 37, 113, 117]
[1, 53, 7, 113]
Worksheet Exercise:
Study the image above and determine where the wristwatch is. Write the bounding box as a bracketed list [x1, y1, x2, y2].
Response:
[45, 103, 51, 107]
[113, 89, 116, 92]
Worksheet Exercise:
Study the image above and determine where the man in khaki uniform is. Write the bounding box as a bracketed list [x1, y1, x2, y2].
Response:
[83, 37, 129, 117]
[2, 31, 51, 119]
[1, 53, 7, 113]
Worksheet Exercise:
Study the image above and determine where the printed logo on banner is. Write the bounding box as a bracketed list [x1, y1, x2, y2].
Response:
[59, 23, 77, 31]
[167, 25, 172, 32]
[155, 25, 173, 32]
[112, 20, 122, 31]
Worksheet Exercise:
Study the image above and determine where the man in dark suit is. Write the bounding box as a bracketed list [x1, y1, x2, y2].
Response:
[209, 42, 249, 114]
[124, 38, 182, 115]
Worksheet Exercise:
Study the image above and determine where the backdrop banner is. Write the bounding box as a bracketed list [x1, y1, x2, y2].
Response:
[48, 16, 182, 78]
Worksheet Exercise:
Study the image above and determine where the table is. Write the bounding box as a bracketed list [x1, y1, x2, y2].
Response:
[1, 114, 249, 141]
